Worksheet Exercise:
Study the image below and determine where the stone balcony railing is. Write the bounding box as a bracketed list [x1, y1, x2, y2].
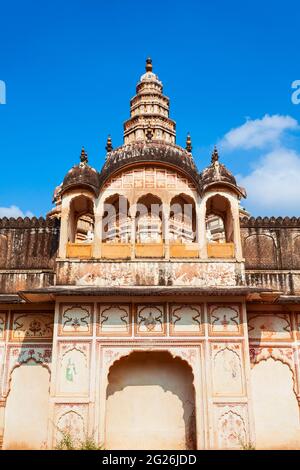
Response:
[65, 242, 235, 260]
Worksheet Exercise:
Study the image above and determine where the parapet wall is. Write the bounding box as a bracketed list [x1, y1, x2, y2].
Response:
[240, 217, 300, 270]
[0, 217, 59, 269]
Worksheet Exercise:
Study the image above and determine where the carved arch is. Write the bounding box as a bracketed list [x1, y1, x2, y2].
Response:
[249, 347, 298, 398]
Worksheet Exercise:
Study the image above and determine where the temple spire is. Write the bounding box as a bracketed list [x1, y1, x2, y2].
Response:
[123, 58, 176, 145]
[186, 133, 192, 153]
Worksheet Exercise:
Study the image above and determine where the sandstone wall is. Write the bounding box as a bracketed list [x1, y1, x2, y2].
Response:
[0, 217, 59, 293]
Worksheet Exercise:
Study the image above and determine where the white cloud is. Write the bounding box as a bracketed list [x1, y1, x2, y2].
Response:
[0, 205, 34, 218]
[238, 148, 300, 215]
[221, 114, 298, 150]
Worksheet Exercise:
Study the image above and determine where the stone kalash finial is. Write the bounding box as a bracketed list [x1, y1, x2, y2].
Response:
[145, 57, 153, 72]
[79, 147, 88, 166]
[186, 133, 192, 153]
[211, 145, 219, 164]
[105, 135, 113, 153]
[211, 145, 221, 180]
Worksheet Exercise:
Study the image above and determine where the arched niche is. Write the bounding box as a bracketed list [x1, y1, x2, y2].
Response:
[205, 194, 235, 258]
[251, 357, 300, 449]
[169, 194, 196, 243]
[68, 195, 94, 244]
[135, 194, 163, 243]
[102, 194, 130, 243]
[104, 351, 196, 450]
[243, 233, 277, 269]
[3, 359, 50, 449]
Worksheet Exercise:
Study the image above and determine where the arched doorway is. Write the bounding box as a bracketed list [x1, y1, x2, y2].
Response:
[3, 360, 50, 449]
[105, 351, 196, 450]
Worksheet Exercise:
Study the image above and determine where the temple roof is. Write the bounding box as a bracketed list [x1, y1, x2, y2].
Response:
[61, 148, 100, 196]
[99, 140, 201, 189]
[200, 147, 246, 198]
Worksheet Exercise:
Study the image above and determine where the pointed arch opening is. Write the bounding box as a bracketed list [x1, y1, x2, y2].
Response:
[66, 194, 94, 258]
[169, 194, 198, 258]
[135, 194, 164, 258]
[101, 194, 131, 259]
[3, 359, 50, 449]
[104, 350, 196, 450]
[205, 194, 235, 258]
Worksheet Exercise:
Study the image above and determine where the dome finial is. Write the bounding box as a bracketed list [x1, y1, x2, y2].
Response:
[80, 146, 88, 164]
[105, 134, 113, 153]
[146, 126, 154, 141]
[211, 145, 219, 164]
[145, 57, 153, 72]
[186, 132, 192, 153]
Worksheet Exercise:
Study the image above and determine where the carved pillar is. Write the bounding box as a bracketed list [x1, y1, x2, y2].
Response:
[92, 213, 103, 258]
[198, 201, 207, 259]
[232, 204, 243, 262]
[130, 215, 136, 260]
[0, 399, 6, 449]
[163, 203, 170, 260]
[58, 207, 70, 258]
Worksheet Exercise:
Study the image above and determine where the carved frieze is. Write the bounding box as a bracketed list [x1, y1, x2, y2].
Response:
[58, 304, 93, 336]
[11, 312, 53, 342]
[211, 343, 245, 396]
[214, 404, 249, 449]
[135, 304, 166, 336]
[3, 344, 52, 395]
[56, 342, 90, 397]
[208, 304, 242, 336]
[247, 313, 292, 342]
[169, 304, 203, 336]
[98, 304, 131, 336]
[54, 403, 88, 446]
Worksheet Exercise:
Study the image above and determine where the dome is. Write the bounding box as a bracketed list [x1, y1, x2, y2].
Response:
[200, 147, 246, 198]
[61, 148, 100, 196]
[99, 140, 201, 190]
[139, 71, 162, 85]
[138, 57, 162, 86]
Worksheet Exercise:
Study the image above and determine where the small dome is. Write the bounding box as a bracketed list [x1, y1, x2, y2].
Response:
[200, 147, 246, 198]
[61, 148, 100, 196]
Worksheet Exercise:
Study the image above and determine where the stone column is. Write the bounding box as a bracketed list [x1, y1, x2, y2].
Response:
[58, 207, 70, 258]
[92, 213, 103, 258]
[0, 399, 6, 449]
[130, 215, 136, 260]
[232, 204, 243, 262]
[198, 201, 207, 259]
[163, 203, 170, 260]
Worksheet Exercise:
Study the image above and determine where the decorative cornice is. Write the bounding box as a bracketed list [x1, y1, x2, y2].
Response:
[0, 216, 60, 229]
[240, 216, 300, 228]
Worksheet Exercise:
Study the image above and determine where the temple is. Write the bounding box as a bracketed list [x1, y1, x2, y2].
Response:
[0, 59, 300, 450]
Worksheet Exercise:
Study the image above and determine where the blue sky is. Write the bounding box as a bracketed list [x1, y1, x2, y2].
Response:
[0, 0, 299, 217]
